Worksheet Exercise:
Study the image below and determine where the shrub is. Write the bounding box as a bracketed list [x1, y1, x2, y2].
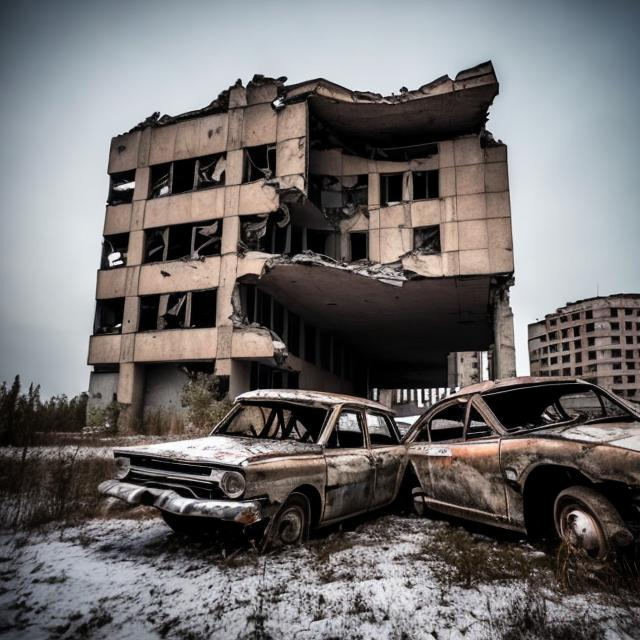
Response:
[180, 373, 232, 433]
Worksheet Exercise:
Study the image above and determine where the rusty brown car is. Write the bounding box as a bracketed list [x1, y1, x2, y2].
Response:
[405, 377, 640, 559]
[99, 390, 406, 549]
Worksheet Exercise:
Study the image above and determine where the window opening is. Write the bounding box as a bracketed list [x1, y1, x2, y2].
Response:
[101, 233, 129, 269]
[149, 163, 171, 198]
[380, 173, 403, 206]
[412, 170, 439, 200]
[94, 298, 124, 335]
[244, 145, 277, 182]
[196, 154, 226, 189]
[327, 410, 365, 448]
[108, 170, 135, 205]
[414, 226, 441, 253]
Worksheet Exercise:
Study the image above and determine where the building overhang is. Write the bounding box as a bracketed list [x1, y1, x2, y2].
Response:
[241, 256, 500, 387]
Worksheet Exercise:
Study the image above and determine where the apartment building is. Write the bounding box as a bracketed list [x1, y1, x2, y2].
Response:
[528, 294, 640, 401]
[87, 62, 516, 425]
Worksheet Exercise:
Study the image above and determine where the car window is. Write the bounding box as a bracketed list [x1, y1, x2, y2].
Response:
[482, 382, 636, 433]
[366, 413, 399, 446]
[326, 410, 365, 449]
[425, 403, 465, 442]
[216, 403, 328, 442]
[465, 408, 495, 439]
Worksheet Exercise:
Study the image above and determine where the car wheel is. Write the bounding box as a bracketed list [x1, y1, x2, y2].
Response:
[263, 493, 310, 551]
[554, 486, 631, 560]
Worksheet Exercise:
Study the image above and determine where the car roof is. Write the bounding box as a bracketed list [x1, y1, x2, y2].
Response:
[447, 376, 590, 399]
[235, 389, 395, 414]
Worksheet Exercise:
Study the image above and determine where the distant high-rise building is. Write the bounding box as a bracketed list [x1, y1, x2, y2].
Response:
[528, 294, 640, 402]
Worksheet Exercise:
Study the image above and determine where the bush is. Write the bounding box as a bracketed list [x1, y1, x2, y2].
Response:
[181, 373, 232, 433]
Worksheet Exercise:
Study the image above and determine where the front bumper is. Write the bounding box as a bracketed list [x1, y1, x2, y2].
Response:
[98, 479, 266, 525]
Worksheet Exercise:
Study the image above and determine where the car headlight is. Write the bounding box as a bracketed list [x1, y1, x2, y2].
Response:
[114, 456, 130, 480]
[219, 471, 245, 499]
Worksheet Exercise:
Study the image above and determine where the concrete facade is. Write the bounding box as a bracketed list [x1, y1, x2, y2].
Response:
[88, 63, 516, 423]
[528, 294, 640, 402]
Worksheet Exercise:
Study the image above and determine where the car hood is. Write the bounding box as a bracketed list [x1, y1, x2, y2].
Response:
[114, 435, 323, 466]
[545, 422, 640, 451]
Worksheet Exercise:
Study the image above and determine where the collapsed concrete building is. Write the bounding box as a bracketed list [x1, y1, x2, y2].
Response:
[87, 61, 516, 424]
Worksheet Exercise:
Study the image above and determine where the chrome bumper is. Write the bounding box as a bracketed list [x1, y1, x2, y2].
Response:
[98, 479, 265, 525]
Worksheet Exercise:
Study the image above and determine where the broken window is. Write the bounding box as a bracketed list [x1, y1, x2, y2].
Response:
[189, 289, 217, 328]
[166, 223, 193, 261]
[326, 410, 365, 449]
[380, 173, 403, 206]
[161, 293, 187, 329]
[350, 232, 368, 261]
[101, 233, 129, 269]
[139, 295, 161, 331]
[144, 220, 222, 263]
[108, 170, 135, 205]
[191, 221, 222, 258]
[140, 289, 217, 331]
[311, 174, 368, 219]
[414, 226, 441, 253]
[424, 403, 465, 443]
[149, 163, 171, 198]
[240, 209, 289, 253]
[172, 159, 197, 194]
[243, 144, 277, 182]
[412, 170, 439, 200]
[94, 298, 125, 335]
[196, 154, 226, 189]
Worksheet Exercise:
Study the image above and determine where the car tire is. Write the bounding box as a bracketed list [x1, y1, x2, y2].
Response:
[554, 486, 632, 560]
[262, 492, 310, 551]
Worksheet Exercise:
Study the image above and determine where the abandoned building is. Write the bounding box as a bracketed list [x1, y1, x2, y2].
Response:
[87, 62, 516, 424]
[528, 294, 640, 402]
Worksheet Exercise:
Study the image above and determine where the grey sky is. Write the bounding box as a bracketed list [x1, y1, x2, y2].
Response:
[0, 0, 638, 397]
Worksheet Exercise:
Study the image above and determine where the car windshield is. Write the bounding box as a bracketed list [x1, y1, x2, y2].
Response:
[483, 383, 636, 433]
[214, 402, 329, 443]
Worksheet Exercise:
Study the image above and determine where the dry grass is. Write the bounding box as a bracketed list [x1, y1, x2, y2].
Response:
[0, 446, 119, 529]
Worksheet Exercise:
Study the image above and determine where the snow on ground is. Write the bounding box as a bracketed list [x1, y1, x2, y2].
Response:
[1, 515, 637, 640]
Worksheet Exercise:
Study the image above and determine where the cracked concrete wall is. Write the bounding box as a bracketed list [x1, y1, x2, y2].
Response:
[310, 134, 513, 274]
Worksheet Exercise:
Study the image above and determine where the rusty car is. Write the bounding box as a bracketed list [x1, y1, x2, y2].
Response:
[404, 377, 640, 559]
[99, 389, 407, 549]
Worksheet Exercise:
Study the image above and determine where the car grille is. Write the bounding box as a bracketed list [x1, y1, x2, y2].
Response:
[126, 456, 225, 500]
[128, 455, 213, 477]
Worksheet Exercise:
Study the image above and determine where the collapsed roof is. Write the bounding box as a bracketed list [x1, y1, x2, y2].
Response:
[126, 62, 499, 147]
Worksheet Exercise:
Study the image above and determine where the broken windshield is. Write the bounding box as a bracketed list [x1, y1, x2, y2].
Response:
[214, 402, 328, 443]
[482, 383, 637, 433]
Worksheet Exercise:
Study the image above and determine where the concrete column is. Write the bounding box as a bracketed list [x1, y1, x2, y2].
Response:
[117, 362, 146, 432]
[492, 284, 516, 379]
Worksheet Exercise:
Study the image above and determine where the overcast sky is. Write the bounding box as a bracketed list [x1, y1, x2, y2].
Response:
[0, 0, 638, 397]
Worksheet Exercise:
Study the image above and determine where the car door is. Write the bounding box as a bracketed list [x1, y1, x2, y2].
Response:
[407, 398, 467, 500]
[426, 395, 508, 521]
[366, 412, 406, 508]
[322, 407, 374, 523]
